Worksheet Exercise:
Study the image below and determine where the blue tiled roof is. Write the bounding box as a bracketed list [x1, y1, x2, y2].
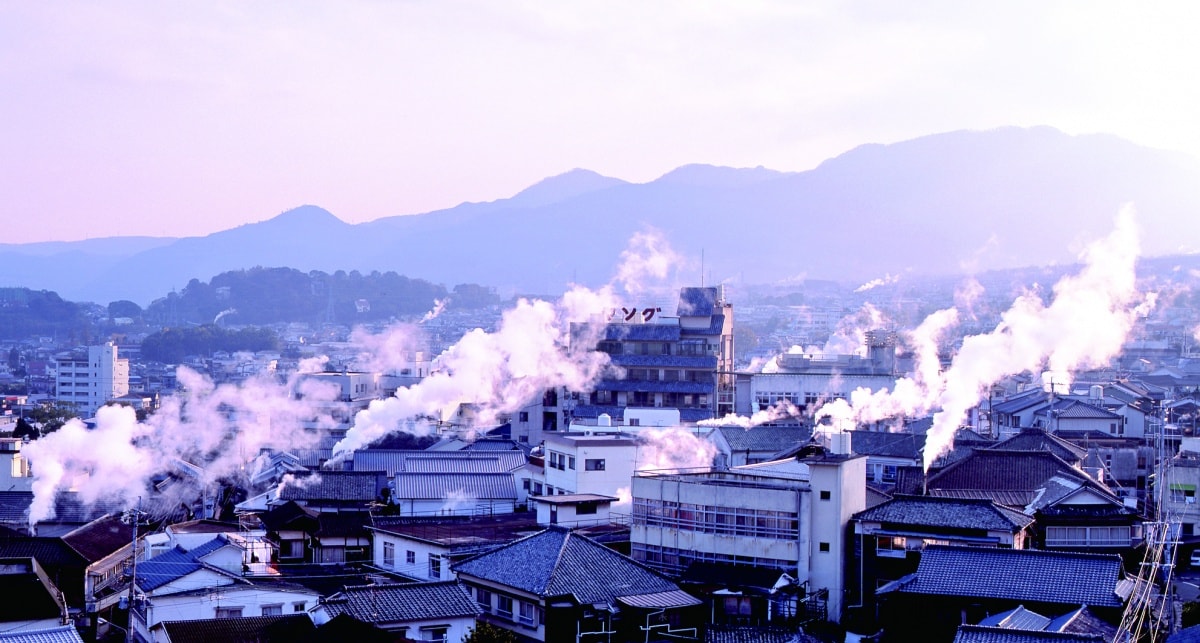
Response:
[680, 314, 726, 336]
[602, 324, 681, 342]
[714, 426, 811, 452]
[594, 379, 713, 394]
[953, 625, 1105, 642]
[608, 354, 718, 369]
[978, 605, 1051, 630]
[452, 527, 681, 605]
[891, 545, 1124, 608]
[136, 536, 232, 592]
[0, 625, 85, 643]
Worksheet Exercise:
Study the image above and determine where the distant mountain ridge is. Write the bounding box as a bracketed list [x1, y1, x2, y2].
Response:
[3, 126, 1199, 305]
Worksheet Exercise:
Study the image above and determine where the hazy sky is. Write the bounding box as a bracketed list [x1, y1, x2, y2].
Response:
[3, 1, 1199, 243]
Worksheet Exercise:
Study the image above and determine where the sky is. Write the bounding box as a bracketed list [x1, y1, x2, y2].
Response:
[3, 1, 1200, 244]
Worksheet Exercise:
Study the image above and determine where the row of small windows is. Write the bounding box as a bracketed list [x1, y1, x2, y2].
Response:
[632, 498, 799, 540]
[473, 586, 541, 628]
[754, 391, 846, 409]
[631, 542, 793, 576]
[596, 340, 713, 357]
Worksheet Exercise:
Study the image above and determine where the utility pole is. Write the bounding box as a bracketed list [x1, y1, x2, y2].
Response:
[122, 497, 144, 643]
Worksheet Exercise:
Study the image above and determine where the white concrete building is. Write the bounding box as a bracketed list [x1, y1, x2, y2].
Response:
[54, 342, 129, 417]
[541, 431, 639, 498]
[0, 438, 33, 492]
[630, 439, 866, 623]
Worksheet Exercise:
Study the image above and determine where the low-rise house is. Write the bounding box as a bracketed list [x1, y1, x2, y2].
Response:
[845, 430, 924, 489]
[392, 472, 519, 517]
[707, 425, 810, 469]
[129, 537, 321, 642]
[259, 502, 317, 563]
[370, 512, 543, 581]
[530, 493, 617, 528]
[453, 526, 703, 643]
[878, 546, 1130, 642]
[0, 558, 70, 634]
[0, 625, 84, 643]
[311, 511, 371, 564]
[311, 580, 481, 641]
[272, 471, 387, 512]
[850, 495, 1035, 624]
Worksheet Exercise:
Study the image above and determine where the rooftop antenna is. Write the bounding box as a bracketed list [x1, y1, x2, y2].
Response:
[700, 249, 705, 287]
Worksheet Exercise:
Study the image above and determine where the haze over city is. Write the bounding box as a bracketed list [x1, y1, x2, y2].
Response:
[4, 1, 1200, 243]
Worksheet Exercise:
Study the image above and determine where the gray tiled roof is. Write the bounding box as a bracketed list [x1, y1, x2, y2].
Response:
[987, 430, 1087, 463]
[848, 430, 925, 459]
[715, 425, 811, 452]
[63, 514, 134, 562]
[852, 495, 1034, 532]
[953, 625, 1104, 642]
[891, 545, 1124, 608]
[321, 581, 481, 624]
[978, 605, 1051, 630]
[278, 471, 383, 502]
[452, 526, 682, 605]
[609, 354, 719, 369]
[925, 450, 1099, 496]
[602, 324, 681, 342]
[159, 614, 316, 643]
[393, 473, 517, 500]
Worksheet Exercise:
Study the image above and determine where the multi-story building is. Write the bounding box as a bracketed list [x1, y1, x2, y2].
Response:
[54, 342, 129, 417]
[629, 438, 865, 623]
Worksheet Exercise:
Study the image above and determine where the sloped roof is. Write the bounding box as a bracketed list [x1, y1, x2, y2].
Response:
[925, 449, 1111, 502]
[136, 536, 235, 592]
[953, 626, 1104, 642]
[714, 425, 811, 453]
[601, 324, 681, 342]
[847, 430, 925, 459]
[320, 581, 481, 624]
[1035, 400, 1121, 420]
[452, 526, 682, 605]
[993, 389, 1052, 415]
[979, 605, 1051, 630]
[0, 491, 32, 524]
[705, 625, 811, 643]
[315, 511, 371, 539]
[852, 495, 1033, 532]
[609, 354, 719, 369]
[160, 614, 316, 643]
[988, 429, 1087, 463]
[62, 514, 134, 562]
[258, 501, 318, 533]
[888, 545, 1124, 608]
[278, 471, 382, 502]
[1046, 606, 1117, 639]
[352, 449, 525, 477]
[0, 625, 85, 643]
[393, 473, 517, 501]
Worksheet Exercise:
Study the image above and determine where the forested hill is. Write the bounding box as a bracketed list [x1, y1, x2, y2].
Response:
[143, 267, 500, 326]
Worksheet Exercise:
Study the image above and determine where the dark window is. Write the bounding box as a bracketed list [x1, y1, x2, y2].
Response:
[585, 459, 606, 471]
[819, 490, 831, 501]
[819, 542, 830, 552]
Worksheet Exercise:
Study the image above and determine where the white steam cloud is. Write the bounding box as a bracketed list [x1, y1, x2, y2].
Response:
[814, 208, 1151, 471]
[23, 230, 685, 524]
[854, 273, 900, 293]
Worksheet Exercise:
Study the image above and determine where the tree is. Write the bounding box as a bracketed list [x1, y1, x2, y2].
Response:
[463, 622, 517, 643]
[11, 417, 37, 440]
[27, 402, 76, 435]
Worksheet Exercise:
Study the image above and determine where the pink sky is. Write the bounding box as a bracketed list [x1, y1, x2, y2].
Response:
[3, 1, 1199, 243]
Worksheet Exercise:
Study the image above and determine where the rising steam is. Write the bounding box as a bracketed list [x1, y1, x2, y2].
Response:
[814, 207, 1151, 470]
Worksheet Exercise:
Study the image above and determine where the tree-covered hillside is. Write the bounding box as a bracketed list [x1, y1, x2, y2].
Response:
[0, 287, 90, 340]
[143, 267, 499, 326]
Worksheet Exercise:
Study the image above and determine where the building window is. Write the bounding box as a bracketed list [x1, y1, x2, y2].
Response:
[881, 465, 897, 483]
[819, 490, 831, 501]
[406, 550, 416, 565]
[383, 542, 395, 568]
[818, 542, 830, 553]
[429, 554, 442, 579]
[568, 456, 576, 470]
[421, 626, 449, 642]
[476, 588, 492, 613]
[261, 604, 283, 616]
[497, 595, 514, 618]
[577, 502, 598, 515]
[585, 458, 605, 471]
[215, 607, 243, 618]
[876, 535, 907, 558]
[519, 600, 537, 626]
[292, 602, 307, 613]
[519, 411, 529, 422]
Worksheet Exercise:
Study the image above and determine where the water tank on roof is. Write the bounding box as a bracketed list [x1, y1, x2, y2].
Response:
[598, 413, 612, 427]
[1090, 385, 1104, 399]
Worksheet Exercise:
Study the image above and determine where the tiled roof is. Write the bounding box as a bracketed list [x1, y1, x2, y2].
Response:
[852, 495, 1034, 532]
[601, 324, 681, 342]
[890, 545, 1124, 608]
[258, 501, 318, 533]
[321, 581, 481, 624]
[680, 314, 726, 336]
[1046, 606, 1117, 639]
[953, 625, 1104, 642]
[352, 450, 525, 477]
[0, 491, 32, 523]
[993, 390, 1051, 414]
[1169, 625, 1200, 643]
[978, 605, 1051, 630]
[1035, 400, 1121, 420]
[594, 379, 714, 394]
[925, 450, 1096, 495]
[278, 471, 383, 502]
[0, 625, 85, 643]
[62, 514, 134, 562]
[137, 536, 234, 592]
[393, 473, 517, 501]
[847, 430, 925, 459]
[704, 625, 811, 643]
[608, 354, 719, 369]
[453, 526, 682, 605]
[160, 614, 316, 643]
[987, 430, 1087, 463]
[0, 538, 87, 569]
[714, 425, 811, 453]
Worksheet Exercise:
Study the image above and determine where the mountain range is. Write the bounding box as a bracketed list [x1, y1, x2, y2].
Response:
[4, 125, 1200, 306]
